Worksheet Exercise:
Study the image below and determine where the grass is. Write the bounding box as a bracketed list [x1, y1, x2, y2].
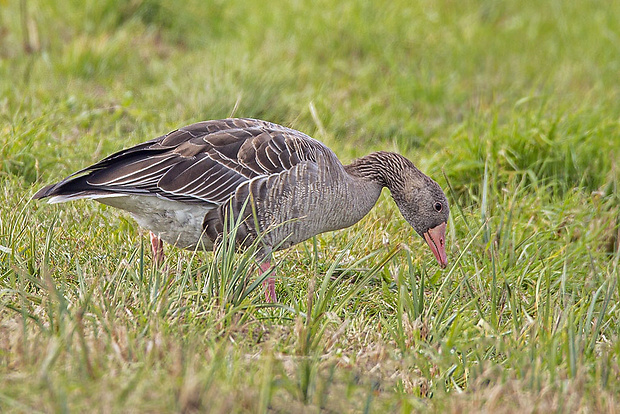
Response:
[1, 0, 619, 412]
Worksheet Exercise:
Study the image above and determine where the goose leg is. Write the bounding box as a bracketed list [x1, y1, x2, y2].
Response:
[259, 261, 276, 302]
[149, 231, 164, 265]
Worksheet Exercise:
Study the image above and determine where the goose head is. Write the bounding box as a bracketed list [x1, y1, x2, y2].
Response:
[379, 154, 450, 268]
[393, 177, 449, 268]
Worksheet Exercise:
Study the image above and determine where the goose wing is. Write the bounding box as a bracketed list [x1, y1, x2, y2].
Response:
[33, 118, 337, 205]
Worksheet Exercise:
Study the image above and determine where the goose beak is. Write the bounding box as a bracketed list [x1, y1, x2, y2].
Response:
[423, 222, 447, 268]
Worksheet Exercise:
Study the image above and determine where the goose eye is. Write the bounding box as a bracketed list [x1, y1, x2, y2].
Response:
[434, 202, 442, 212]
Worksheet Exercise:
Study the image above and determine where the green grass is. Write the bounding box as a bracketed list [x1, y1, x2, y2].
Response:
[1, 0, 619, 412]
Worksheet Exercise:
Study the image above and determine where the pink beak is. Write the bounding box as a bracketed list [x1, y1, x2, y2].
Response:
[423, 222, 448, 268]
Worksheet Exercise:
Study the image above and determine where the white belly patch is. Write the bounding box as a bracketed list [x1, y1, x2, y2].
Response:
[97, 195, 215, 250]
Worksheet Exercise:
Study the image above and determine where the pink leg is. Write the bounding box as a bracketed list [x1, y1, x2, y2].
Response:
[149, 231, 164, 265]
[259, 261, 276, 302]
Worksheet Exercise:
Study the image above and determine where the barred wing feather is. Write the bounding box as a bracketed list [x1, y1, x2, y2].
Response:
[33, 118, 334, 205]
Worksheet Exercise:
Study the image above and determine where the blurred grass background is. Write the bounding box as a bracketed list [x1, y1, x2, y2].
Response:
[1, 0, 619, 412]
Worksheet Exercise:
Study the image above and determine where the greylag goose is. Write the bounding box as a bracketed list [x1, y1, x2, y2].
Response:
[33, 118, 450, 302]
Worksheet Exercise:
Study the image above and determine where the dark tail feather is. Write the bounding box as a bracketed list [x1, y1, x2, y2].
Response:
[31, 175, 122, 202]
[32, 183, 57, 200]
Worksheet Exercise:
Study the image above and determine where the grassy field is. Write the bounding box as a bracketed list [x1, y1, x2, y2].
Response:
[1, 0, 619, 412]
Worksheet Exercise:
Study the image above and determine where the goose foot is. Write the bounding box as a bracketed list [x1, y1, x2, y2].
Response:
[150, 231, 164, 265]
[259, 261, 276, 302]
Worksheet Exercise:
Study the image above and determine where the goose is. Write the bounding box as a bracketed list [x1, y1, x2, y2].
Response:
[33, 118, 450, 302]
